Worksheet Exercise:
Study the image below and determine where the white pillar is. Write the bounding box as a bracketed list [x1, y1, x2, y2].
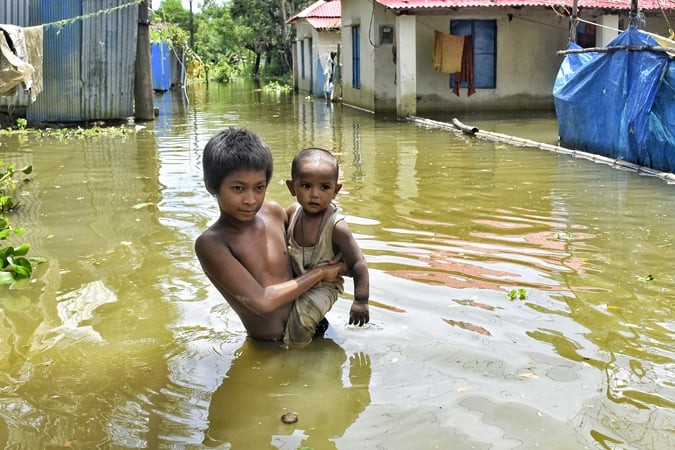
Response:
[597, 15, 620, 47]
[396, 14, 416, 117]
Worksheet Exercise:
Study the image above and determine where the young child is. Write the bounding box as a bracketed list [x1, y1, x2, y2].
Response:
[284, 147, 370, 345]
[194, 128, 343, 341]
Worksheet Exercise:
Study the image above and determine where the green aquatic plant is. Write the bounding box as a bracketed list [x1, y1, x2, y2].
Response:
[507, 288, 528, 301]
[0, 217, 46, 284]
[0, 161, 45, 284]
[555, 231, 573, 241]
[0, 160, 32, 213]
[0, 123, 137, 139]
[263, 80, 292, 92]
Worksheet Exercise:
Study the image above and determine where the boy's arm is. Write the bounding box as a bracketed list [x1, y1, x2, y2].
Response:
[333, 220, 370, 326]
[195, 232, 341, 316]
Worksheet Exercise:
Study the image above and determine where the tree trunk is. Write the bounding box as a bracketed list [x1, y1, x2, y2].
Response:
[252, 52, 261, 78]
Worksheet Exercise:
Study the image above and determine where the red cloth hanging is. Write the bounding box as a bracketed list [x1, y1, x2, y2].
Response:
[453, 35, 475, 97]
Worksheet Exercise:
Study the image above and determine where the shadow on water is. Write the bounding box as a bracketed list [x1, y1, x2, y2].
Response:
[0, 81, 673, 449]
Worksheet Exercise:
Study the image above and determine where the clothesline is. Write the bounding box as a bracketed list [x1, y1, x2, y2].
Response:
[41, 0, 143, 30]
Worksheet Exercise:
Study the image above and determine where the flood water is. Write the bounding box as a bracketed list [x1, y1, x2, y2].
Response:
[1, 81, 673, 449]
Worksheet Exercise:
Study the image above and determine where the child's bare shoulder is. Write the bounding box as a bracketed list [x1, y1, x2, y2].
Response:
[260, 200, 287, 223]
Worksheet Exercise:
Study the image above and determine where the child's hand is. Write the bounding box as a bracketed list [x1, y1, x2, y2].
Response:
[349, 302, 369, 326]
[328, 252, 353, 277]
[319, 260, 344, 286]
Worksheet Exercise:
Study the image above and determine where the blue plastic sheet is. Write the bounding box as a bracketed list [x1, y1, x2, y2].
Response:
[151, 41, 171, 92]
[553, 27, 675, 173]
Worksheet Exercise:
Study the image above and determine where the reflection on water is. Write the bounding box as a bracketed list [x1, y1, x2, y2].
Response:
[204, 338, 370, 449]
[0, 81, 673, 449]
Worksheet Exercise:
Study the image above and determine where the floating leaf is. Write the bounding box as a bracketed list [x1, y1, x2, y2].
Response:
[507, 288, 528, 301]
[13, 243, 29, 256]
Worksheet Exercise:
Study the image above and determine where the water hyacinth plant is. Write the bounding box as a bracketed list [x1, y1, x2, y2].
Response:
[0, 161, 46, 285]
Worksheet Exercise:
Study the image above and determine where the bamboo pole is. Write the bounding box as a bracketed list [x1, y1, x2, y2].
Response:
[558, 44, 675, 55]
[406, 116, 675, 185]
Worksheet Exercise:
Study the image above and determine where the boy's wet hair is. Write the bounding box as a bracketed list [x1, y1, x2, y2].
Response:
[203, 127, 274, 193]
[291, 147, 339, 180]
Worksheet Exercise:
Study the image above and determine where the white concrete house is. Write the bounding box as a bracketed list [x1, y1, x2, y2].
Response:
[339, 0, 675, 116]
[287, 0, 342, 99]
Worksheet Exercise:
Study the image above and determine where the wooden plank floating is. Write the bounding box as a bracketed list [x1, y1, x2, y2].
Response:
[407, 116, 675, 185]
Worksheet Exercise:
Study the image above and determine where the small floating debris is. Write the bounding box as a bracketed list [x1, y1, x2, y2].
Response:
[281, 412, 298, 424]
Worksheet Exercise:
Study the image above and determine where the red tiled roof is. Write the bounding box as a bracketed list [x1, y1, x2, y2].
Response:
[375, 0, 675, 9]
[287, 0, 341, 28]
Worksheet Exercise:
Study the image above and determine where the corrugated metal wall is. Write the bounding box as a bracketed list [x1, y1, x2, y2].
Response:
[27, 0, 138, 122]
[81, 0, 137, 120]
[0, 0, 29, 23]
[28, 0, 82, 121]
[0, 0, 31, 107]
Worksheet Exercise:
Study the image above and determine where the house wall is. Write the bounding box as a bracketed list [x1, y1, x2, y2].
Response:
[341, 0, 378, 112]
[333, 2, 675, 115]
[642, 13, 675, 37]
[294, 22, 313, 94]
[342, 1, 575, 114]
[416, 11, 569, 112]
[293, 21, 340, 97]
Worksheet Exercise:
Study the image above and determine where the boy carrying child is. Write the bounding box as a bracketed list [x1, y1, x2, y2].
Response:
[194, 128, 344, 341]
[195, 129, 369, 343]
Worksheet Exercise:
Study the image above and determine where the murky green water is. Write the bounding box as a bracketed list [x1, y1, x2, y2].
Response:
[1, 81, 673, 449]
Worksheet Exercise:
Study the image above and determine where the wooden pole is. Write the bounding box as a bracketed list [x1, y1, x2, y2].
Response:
[570, 0, 578, 43]
[558, 44, 675, 55]
[189, 0, 194, 50]
[135, 0, 155, 121]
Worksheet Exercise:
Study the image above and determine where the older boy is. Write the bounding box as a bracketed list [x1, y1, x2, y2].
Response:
[194, 128, 343, 341]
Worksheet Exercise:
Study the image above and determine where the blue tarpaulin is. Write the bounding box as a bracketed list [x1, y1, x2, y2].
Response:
[151, 41, 171, 91]
[553, 26, 675, 173]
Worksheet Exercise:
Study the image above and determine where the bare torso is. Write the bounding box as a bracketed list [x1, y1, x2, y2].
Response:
[199, 202, 294, 340]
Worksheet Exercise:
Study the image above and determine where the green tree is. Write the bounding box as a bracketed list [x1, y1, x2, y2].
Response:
[154, 0, 191, 31]
[229, 0, 312, 78]
[153, 0, 314, 81]
[195, 1, 251, 81]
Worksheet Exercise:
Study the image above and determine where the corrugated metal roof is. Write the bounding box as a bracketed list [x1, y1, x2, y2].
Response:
[287, 0, 341, 26]
[306, 17, 342, 29]
[375, 0, 675, 9]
